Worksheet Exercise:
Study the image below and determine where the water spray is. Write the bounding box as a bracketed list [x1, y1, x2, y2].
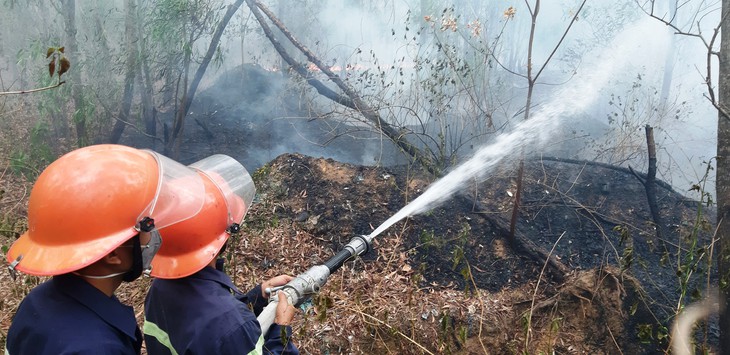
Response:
[256, 18, 652, 334]
[256, 113, 564, 334]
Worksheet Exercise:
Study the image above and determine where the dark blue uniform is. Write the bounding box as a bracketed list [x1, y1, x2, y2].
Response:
[144, 266, 299, 355]
[5, 274, 142, 355]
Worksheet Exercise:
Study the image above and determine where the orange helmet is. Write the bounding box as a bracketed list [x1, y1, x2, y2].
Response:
[6, 144, 205, 276]
[151, 154, 255, 279]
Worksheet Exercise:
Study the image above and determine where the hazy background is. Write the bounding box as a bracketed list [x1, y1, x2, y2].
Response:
[0, 0, 719, 196]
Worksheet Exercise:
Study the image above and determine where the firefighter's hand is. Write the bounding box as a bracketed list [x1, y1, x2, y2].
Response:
[275, 291, 296, 326]
[261, 274, 294, 298]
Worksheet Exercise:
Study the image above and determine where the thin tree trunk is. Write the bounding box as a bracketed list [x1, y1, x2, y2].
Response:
[165, 0, 245, 156]
[508, 0, 586, 243]
[246, 0, 439, 176]
[659, 1, 678, 104]
[61, 0, 84, 146]
[717, 1, 730, 351]
[136, 3, 156, 148]
[508, 160, 524, 249]
[109, 0, 138, 144]
[644, 125, 663, 239]
[632, 125, 664, 240]
[509, 0, 539, 242]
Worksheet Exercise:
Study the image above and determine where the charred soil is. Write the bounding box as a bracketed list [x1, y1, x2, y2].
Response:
[0, 152, 716, 354]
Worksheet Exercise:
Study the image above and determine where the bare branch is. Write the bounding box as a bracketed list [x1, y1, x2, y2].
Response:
[247, 0, 440, 176]
[0, 81, 66, 96]
[533, 0, 588, 81]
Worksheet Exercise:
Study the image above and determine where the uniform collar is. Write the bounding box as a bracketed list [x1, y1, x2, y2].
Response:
[190, 266, 241, 294]
[52, 274, 139, 340]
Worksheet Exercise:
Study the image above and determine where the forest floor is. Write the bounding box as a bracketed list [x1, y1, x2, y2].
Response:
[0, 149, 718, 354]
[0, 64, 719, 354]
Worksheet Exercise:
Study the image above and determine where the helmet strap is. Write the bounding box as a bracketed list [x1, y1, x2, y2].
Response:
[122, 234, 143, 282]
[73, 270, 127, 279]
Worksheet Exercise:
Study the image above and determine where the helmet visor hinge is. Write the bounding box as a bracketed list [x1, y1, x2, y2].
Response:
[7, 254, 22, 280]
[226, 223, 240, 234]
[136, 217, 156, 232]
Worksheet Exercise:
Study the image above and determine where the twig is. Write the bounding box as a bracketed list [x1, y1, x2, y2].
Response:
[525, 231, 566, 352]
[463, 256, 489, 354]
[352, 309, 435, 355]
[0, 81, 66, 96]
[605, 321, 624, 355]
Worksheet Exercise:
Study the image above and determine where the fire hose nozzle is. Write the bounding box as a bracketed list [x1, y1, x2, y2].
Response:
[257, 234, 373, 335]
[265, 286, 285, 295]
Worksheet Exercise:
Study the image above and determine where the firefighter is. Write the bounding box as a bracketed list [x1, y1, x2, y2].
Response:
[4, 144, 206, 355]
[143, 154, 299, 354]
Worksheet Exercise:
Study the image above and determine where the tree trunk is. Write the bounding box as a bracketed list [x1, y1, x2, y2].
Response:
[718, 1, 730, 351]
[246, 0, 439, 176]
[631, 125, 664, 241]
[644, 125, 664, 239]
[659, 1, 678, 105]
[61, 0, 83, 145]
[109, 0, 138, 144]
[508, 0, 586, 244]
[508, 0, 539, 242]
[165, 0, 245, 156]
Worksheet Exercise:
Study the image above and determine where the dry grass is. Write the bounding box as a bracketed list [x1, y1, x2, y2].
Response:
[0, 98, 665, 354]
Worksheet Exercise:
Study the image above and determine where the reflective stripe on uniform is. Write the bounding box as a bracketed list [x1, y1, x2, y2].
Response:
[246, 334, 264, 355]
[145, 318, 264, 355]
[143, 320, 179, 355]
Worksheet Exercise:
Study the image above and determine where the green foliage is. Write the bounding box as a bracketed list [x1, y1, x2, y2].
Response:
[419, 229, 441, 251]
[437, 310, 453, 353]
[313, 293, 334, 322]
[613, 225, 634, 272]
[252, 164, 272, 184]
[625, 159, 716, 352]
[10, 120, 54, 180]
[636, 323, 654, 344]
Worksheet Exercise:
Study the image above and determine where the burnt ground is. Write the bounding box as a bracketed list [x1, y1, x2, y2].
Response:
[0, 145, 716, 354]
[0, 64, 718, 354]
[224, 152, 715, 354]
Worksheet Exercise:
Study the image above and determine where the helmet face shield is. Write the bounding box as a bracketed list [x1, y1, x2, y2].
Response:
[5, 145, 206, 276]
[150, 155, 255, 279]
[189, 154, 256, 226]
[138, 151, 206, 230]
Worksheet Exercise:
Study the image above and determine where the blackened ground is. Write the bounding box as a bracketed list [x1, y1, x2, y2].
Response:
[249, 152, 715, 353]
